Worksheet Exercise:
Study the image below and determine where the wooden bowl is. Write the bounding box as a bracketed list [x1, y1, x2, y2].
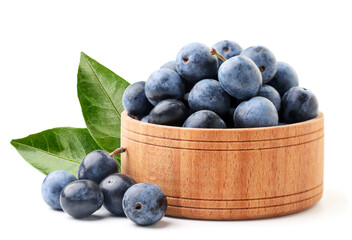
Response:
[121, 111, 324, 220]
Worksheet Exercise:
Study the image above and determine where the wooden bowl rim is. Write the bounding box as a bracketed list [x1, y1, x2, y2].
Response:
[122, 111, 324, 141]
[123, 111, 323, 131]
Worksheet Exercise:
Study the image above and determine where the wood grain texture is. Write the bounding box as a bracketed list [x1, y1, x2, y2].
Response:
[121, 111, 324, 220]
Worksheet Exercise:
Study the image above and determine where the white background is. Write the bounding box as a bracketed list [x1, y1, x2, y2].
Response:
[1, 0, 351, 239]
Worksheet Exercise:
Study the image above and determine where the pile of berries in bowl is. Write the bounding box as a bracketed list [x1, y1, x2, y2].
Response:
[123, 40, 319, 128]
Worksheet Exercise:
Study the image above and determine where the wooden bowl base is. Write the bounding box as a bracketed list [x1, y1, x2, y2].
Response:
[166, 184, 323, 220]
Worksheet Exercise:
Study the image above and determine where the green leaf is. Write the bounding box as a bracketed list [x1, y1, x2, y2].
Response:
[10, 127, 101, 176]
[77, 52, 130, 153]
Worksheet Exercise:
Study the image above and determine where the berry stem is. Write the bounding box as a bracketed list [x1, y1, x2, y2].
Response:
[109, 147, 127, 157]
[210, 48, 227, 62]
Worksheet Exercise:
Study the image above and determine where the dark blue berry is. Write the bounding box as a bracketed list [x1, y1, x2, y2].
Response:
[60, 180, 104, 219]
[99, 173, 136, 216]
[78, 150, 118, 184]
[145, 69, 185, 106]
[148, 99, 188, 126]
[280, 87, 318, 123]
[123, 81, 153, 118]
[268, 62, 299, 97]
[41, 170, 77, 210]
[188, 79, 231, 115]
[241, 46, 277, 83]
[257, 84, 281, 111]
[212, 40, 242, 66]
[218, 56, 262, 100]
[160, 60, 177, 72]
[233, 96, 279, 128]
[161, 61, 194, 92]
[183, 110, 226, 128]
[122, 183, 167, 226]
[176, 43, 218, 85]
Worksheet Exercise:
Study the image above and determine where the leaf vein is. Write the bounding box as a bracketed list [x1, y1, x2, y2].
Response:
[12, 141, 80, 164]
[52, 131, 63, 152]
[43, 135, 50, 153]
[68, 129, 86, 156]
[82, 55, 121, 118]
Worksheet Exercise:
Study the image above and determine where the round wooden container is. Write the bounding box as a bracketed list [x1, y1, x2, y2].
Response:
[121, 111, 324, 220]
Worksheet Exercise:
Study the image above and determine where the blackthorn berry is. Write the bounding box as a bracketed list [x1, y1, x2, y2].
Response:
[280, 87, 318, 123]
[161, 61, 194, 92]
[212, 40, 242, 66]
[99, 173, 136, 216]
[233, 96, 279, 128]
[176, 43, 218, 85]
[148, 99, 188, 126]
[160, 60, 177, 72]
[123, 183, 167, 226]
[268, 62, 299, 97]
[188, 79, 231, 115]
[241, 46, 277, 83]
[78, 150, 119, 184]
[123, 81, 153, 118]
[145, 69, 185, 106]
[183, 110, 226, 128]
[257, 84, 281, 111]
[218, 55, 262, 100]
[41, 170, 76, 210]
[60, 180, 104, 219]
